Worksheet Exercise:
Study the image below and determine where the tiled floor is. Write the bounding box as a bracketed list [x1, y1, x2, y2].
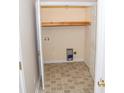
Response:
[43, 62, 94, 93]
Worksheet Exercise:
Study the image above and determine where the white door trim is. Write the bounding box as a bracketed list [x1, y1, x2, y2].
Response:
[19, 39, 26, 93]
[19, 68, 26, 93]
[35, 0, 45, 90]
[94, 0, 105, 93]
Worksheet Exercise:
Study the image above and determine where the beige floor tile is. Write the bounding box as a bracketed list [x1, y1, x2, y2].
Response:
[43, 62, 94, 93]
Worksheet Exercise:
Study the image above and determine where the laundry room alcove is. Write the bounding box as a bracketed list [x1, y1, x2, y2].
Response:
[40, 1, 97, 93]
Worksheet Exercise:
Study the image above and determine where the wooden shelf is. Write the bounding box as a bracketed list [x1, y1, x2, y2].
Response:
[41, 21, 91, 27]
[41, 6, 90, 8]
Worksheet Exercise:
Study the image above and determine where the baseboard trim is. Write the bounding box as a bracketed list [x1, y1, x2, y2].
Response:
[35, 78, 40, 93]
[44, 59, 84, 64]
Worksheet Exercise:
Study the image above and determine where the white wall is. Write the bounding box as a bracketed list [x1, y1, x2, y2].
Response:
[20, 0, 39, 93]
[41, 7, 91, 22]
[42, 26, 87, 63]
[85, 7, 96, 79]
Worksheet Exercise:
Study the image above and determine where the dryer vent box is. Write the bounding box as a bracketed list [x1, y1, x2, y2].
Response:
[66, 49, 73, 61]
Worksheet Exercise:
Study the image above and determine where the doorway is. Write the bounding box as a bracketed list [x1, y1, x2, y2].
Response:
[39, 2, 97, 93]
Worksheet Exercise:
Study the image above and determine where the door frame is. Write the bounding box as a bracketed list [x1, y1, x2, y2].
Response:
[94, 0, 105, 93]
[39, 1, 96, 89]
[39, 1, 105, 93]
[19, 66, 26, 93]
[35, 0, 45, 90]
[19, 41, 26, 93]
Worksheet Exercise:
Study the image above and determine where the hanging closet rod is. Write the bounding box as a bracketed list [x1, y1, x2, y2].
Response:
[40, 2, 96, 7]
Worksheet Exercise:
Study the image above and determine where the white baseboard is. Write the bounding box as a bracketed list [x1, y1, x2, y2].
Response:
[44, 59, 84, 64]
[35, 78, 40, 93]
